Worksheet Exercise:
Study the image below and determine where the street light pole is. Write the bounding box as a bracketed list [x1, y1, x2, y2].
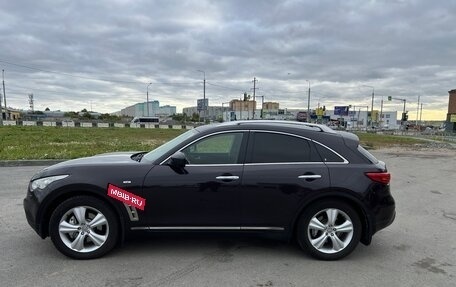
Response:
[146, 82, 152, 117]
[306, 80, 310, 123]
[362, 85, 375, 127]
[2, 70, 6, 120]
[197, 70, 206, 122]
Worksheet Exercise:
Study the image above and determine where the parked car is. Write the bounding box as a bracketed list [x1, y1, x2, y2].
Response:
[24, 121, 395, 260]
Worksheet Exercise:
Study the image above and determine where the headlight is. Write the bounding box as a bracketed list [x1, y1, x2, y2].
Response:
[30, 175, 69, 192]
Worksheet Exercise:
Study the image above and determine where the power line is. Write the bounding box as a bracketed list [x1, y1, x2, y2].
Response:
[206, 81, 248, 92]
[0, 59, 200, 86]
[0, 59, 141, 84]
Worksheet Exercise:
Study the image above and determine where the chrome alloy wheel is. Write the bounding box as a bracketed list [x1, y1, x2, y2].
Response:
[307, 208, 354, 254]
[58, 206, 109, 253]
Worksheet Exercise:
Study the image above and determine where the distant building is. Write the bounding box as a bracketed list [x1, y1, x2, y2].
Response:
[326, 109, 398, 129]
[44, 110, 65, 118]
[229, 100, 257, 120]
[1, 107, 21, 120]
[446, 89, 456, 132]
[120, 101, 176, 118]
[183, 106, 229, 121]
[263, 102, 279, 111]
[158, 105, 177, 117]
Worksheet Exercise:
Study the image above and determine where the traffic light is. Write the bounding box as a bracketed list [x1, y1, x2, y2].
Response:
[388, 96, 392, 101]
[401, 112, 408, 121]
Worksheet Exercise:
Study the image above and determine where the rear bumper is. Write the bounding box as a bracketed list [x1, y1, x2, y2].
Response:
[373, 203, 396, 233]
[370, 186, 396, 234]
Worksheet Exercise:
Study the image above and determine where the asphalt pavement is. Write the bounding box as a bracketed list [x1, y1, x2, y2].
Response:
[0, 149, 454, 287]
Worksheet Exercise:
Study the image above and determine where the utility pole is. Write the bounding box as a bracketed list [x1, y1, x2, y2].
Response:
[306, 80, 311, 122]
[197, 70, 206, 122]
[2, 69, 6, 120]
[419, 103, 423, 125]
[252, 77, 258, 119]
[371, 88, 374, 127]
[416, 95, 420, 126]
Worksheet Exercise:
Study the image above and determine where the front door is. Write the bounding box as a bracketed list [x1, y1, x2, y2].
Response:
[143, 131, 247, 227]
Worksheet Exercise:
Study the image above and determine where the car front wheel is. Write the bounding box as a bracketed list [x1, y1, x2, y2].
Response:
[297, 200, 361, 260]
[49, 196, 119, 259]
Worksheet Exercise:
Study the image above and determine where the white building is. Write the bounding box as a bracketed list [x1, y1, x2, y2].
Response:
[158, 105, 177, 117]
[120, 101, 176, 118]
[326, 110, 398, 130]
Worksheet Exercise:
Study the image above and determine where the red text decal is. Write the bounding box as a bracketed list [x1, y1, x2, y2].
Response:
[107, 184, 146, 211]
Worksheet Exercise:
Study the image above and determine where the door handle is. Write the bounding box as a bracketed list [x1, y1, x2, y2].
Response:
[298, 175, 322, 179]
[215, 175, 240, 181]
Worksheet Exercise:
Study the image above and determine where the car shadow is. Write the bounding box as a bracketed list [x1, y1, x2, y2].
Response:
[111, 231, 306, 259]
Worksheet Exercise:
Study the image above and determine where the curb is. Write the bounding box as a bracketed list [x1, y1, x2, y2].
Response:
[0, 160, 65, 167]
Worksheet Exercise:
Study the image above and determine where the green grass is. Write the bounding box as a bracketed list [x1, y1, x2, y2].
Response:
[0, 126, 185, 160]
[355, 132, 427, 149]
[0, 126, 432, 160]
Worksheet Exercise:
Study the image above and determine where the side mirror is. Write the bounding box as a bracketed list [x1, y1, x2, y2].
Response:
[168, 151, 188, 168]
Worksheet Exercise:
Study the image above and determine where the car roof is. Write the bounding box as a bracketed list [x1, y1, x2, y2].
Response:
[195, 120, 359, 148]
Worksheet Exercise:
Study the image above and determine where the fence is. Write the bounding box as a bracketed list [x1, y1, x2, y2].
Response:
[1, 120, 194, 130]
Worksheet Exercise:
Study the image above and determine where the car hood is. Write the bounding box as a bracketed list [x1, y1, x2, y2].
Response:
[60, 151, 144, 165]
[32, 151, 146, 180]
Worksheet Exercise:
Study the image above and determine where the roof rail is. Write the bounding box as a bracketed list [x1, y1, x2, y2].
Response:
[228, 120, 336, 133]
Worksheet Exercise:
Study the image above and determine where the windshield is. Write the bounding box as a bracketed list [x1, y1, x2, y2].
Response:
[142, 128, 199, 163]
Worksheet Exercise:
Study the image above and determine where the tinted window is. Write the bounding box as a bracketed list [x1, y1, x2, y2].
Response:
[250, 132, 313, 163]
[143, 129, 198, 163]
[182, 132, 244, 164]
[315, 142, 345, 162]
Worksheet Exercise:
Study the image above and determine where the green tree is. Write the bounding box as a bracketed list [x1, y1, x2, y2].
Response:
[191, 113, 200, 122]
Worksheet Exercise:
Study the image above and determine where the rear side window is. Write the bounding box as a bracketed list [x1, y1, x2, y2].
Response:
[250, 132, 316, 163]
[357, 145, 379, 164]
[315, 142, 345, 163]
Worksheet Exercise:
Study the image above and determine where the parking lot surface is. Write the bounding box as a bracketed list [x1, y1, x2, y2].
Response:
[0, 149, 454, 287]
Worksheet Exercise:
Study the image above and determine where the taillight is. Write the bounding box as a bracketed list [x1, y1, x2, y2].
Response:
[365, 172, 391, 184]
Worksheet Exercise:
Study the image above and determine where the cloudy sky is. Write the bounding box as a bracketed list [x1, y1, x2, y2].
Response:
[1, 0, 455, 120]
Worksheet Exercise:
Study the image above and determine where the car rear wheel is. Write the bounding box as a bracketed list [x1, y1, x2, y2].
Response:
[297, 200, 361, 260]
[49, 196, 118, 259]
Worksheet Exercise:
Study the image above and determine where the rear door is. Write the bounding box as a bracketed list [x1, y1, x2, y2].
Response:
[240, 131, 330, 229]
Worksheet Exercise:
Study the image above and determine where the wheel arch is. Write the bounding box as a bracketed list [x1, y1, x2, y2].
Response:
[291, 192, 373, 245]
[38, 184, 126, 245]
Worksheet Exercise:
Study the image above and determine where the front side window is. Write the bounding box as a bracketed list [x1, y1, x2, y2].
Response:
[182, 132, 244, 164]
[250, 132, 315, 163]
[142, 129, 199, 163]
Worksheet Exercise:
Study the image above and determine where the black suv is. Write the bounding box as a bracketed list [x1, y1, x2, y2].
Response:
[24, 121, 395, 260]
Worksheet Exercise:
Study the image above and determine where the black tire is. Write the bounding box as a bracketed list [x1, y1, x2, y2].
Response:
[49, 196, 119, 259]
[297, 200, 361, 260]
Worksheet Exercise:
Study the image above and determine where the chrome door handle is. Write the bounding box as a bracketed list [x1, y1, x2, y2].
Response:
[216, 176, 240, 181]
[298, 175, 322, 179]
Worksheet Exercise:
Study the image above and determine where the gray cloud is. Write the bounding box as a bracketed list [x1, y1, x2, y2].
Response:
[0, 0, 454, 119]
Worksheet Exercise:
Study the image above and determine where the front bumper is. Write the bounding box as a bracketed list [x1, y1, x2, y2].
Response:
[23, 189, 46, 238]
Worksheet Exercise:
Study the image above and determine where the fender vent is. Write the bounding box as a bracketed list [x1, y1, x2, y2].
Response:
[123, 203, 139, 221]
